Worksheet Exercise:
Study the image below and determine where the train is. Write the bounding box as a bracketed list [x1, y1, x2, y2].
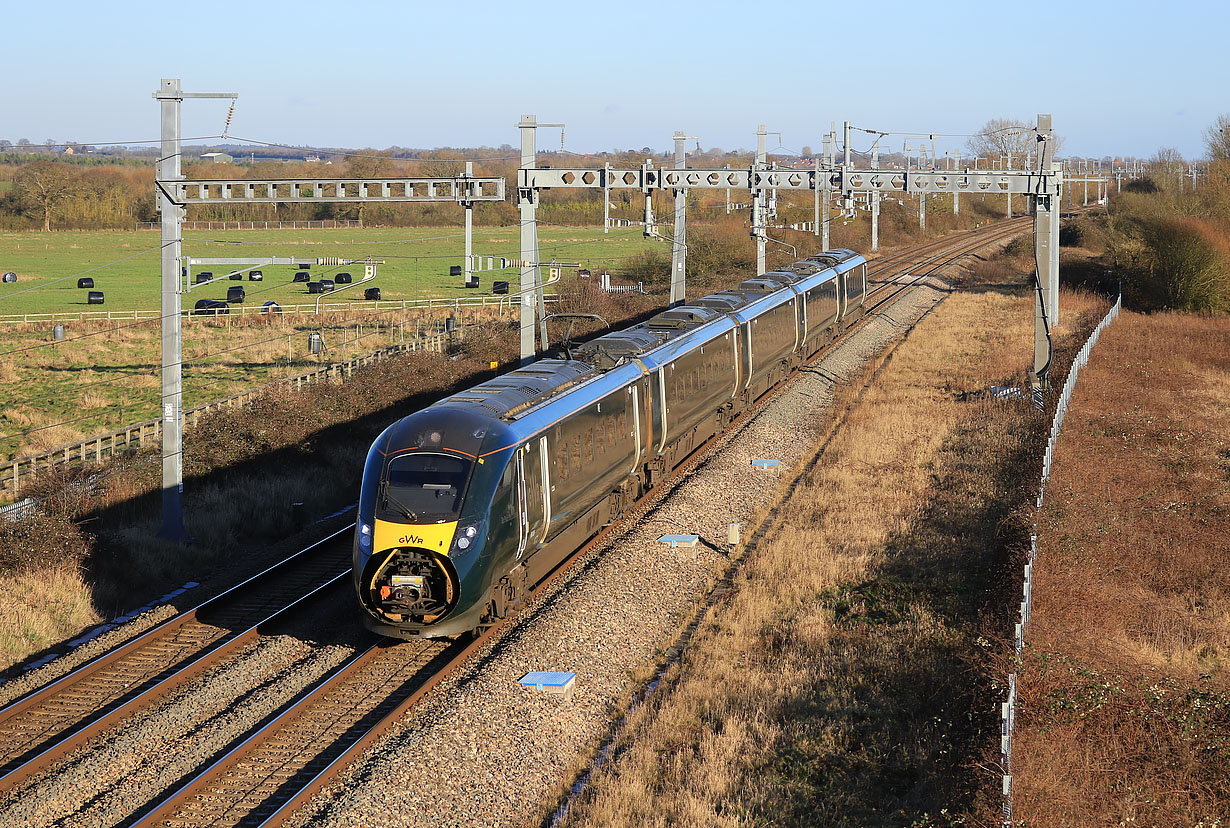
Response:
[353, 248, 868, 639]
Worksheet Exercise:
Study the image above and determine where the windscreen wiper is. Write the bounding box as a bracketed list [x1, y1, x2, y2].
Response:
[379, 480, 419, 522]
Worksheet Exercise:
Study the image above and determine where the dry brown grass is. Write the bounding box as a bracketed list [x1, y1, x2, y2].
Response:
[0, 304, 521, 462]
[0, 566, 99, 665]
[1014, 311, 1230, 826]
[554, 253, 1098, 826]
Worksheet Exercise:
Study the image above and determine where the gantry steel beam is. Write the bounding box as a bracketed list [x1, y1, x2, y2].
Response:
[158, 177, 504, 204]
[520, 166, 1060, 197]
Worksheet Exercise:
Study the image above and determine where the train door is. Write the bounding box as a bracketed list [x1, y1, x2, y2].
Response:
[629, 385, 643, 472]
[518, 439, 549, 557]
[514, 450, 529, 561]
[650, 371, 666, 453]
[837, 270, 848, 321]
[525, 437, 549, 547]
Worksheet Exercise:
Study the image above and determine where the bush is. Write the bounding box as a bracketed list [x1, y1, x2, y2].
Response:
[684, 221, 755, 281]
[618, 248, 671, 287]
[1109, 194, 1230, 313]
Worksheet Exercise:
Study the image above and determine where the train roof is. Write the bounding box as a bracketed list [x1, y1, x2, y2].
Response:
[573, 249, 860, 369]
[574, 301, 735, 369]
[422, 249, 865, 423]
[433, 359, 597, 421]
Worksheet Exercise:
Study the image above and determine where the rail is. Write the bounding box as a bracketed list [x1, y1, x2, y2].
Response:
[1000, 291, 1121, 827]
[0, 293, 559, 326]
[0, 328, 467, 497]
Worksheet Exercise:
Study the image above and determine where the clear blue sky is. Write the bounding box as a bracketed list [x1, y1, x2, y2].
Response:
[3, 0, 1226, 160]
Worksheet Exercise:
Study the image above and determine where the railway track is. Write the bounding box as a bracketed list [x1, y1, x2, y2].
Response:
[0, 217, 1034, 828]
[0, 525, 354, 793]
[126, 218, 1033, 828]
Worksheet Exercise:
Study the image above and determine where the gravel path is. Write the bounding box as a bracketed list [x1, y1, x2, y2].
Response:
[286, 279, 952, 828]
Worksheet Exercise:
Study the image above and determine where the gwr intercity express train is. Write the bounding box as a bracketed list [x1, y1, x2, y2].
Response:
[354, 249, 868, 638]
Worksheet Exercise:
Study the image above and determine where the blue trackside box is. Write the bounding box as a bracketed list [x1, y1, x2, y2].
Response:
[657, 534, 699, 548]
[519, 671, 576, 695]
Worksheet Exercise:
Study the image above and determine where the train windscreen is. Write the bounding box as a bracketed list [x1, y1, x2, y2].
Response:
[382, 452, 473, 522]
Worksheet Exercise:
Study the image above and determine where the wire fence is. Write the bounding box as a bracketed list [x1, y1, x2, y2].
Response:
[0, 326, 472, 498]
[1001, 291, 1122, 826]
[134, 220, 363, 231]
[0, 293, 556, 326]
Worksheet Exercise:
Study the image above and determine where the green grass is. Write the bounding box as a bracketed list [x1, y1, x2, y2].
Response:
[0, 225, 660, 316]
[0, 224, 664, 461]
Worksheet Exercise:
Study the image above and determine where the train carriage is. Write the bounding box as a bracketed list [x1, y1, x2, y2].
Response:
[353, 248, 867, 639]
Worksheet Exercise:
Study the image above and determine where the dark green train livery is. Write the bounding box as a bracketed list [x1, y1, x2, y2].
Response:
[355, 250, 867, 638]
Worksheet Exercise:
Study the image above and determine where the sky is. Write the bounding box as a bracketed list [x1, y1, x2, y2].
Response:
[2, 0, 1227, 161]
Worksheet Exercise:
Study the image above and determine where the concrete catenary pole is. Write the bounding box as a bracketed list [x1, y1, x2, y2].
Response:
[518, 115, 542, 365]
[603, 162, 610, 233]
[954, 150, 961, 215]
[155, 79, 188, 542]
[871, 141, 880, 252]
[1031, 114, 1061, 396]
[1007, 151, 1013, 218]
[822, 128, 833, 250]
[671, 131, 688, 306]
[463, 161, 474, 286]
[153, 78, 235, 542]
[813, 157, 821, 237]
[754, 124, 767, 275]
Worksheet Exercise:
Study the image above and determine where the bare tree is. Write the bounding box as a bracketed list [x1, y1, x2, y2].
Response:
[14, 161, 79, 231]
[1204, 113, 1230, 163]
[1148, 147, 1186, 192]
[967, 118, 1033, 162]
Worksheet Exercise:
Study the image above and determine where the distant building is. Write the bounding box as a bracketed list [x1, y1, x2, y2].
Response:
[200, 152, 234, 164]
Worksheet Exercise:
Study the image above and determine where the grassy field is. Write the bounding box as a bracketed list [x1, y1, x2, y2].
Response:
[0, 225, 664, 460]
[0, 309, 500, 461]
[0, 224, 661, 316]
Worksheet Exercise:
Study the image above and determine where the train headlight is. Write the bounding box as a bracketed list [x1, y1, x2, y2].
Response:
[358, 521, 373, 551]
[455, 525, 478, 550]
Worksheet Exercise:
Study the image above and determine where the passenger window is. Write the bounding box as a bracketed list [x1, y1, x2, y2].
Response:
[573, 436, 582, 471]
[586, 429, 595, 462]
[596, 420, 605, 455]
[560, 440, 569, 480]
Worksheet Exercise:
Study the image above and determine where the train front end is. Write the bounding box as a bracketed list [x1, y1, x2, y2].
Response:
[354, 407, 510, 639]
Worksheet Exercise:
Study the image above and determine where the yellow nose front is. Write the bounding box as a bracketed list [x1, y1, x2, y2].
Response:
[372, 519, 458, 556]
